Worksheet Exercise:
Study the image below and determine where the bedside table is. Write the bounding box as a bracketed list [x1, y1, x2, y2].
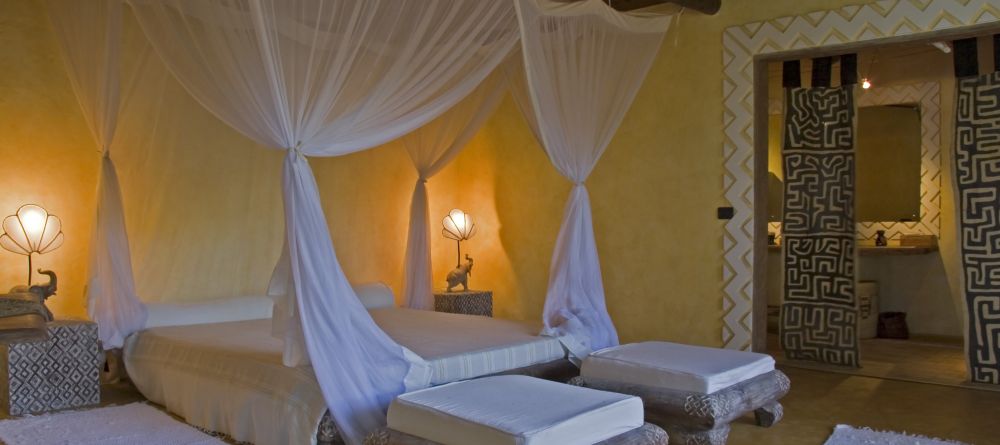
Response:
[434, 290, 493, 317]
[0, 320, 100, 415]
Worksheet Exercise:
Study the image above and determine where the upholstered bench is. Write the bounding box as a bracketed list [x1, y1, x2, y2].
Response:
[570, 342, 789, 445]
[365, 375, 668, 445]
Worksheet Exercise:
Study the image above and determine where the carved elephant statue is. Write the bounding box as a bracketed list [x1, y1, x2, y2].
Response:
[446, 255, 473, 292]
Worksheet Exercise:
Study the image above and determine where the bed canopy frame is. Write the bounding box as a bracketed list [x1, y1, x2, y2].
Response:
[46, 0, 684, 443]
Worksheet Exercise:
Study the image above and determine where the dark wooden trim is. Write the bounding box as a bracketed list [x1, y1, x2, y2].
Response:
[751, 59, 770, 353]
[601, 0, 721, 15]
[489, 358, 580, 382]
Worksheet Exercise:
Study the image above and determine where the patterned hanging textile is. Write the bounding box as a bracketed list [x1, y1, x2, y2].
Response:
[953, 36, 1000, 385]
[779, 56, 860, 367]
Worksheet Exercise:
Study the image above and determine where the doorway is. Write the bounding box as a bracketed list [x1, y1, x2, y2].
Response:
[758, 37, 992, 390]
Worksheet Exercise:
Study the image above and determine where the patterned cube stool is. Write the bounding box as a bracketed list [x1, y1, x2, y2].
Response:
[571, 342, 789, 445]
[367, 375, 668, 445]
[0, 320, 101, 415]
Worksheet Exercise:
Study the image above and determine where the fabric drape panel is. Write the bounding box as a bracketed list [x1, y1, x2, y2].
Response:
[128, 1, 517, 442]
[779, 83, 860, 368]
[953, 37, 1000, 385]
[501, 50, 543, 143]
[401, 73, 505, 310]
[514, 0, 670, 359]
[127, 0, 517, 155]
[282, 150, 429, 437]
[47, 0, 148, 349]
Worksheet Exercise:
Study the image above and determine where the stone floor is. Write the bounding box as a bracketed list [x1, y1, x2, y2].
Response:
[766, 333, 999, 391]
[8, 366, 1000, 445]
[728, 366, 999, 445]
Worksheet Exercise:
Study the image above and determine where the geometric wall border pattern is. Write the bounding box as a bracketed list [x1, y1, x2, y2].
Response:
[768, 81, 942, 242]
[721, 0, 1000, 350]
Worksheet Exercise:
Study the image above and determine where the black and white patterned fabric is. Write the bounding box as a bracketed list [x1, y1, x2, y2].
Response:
[955, 71, 1000, 385]
[780, 85, 860, 367]
[2, 320, 100, 415]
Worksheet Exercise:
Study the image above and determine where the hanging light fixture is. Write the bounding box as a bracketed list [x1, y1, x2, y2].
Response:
[442, 208, 477, 268]
[860, 49, 877, 90]
[0, 204, 64, 285]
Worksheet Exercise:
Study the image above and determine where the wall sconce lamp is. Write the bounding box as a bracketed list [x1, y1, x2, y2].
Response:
[442, 208, 476, 268]
[0, 204, 64, 285]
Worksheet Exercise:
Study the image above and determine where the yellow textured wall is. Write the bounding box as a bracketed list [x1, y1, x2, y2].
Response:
[2, 0, 876, 348]
[0, 0, 97, 318]
[424, 0, 872, 346]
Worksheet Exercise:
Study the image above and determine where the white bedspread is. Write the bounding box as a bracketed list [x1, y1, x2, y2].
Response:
[370, 308, 565, 385]
[124, 308, 566, 445]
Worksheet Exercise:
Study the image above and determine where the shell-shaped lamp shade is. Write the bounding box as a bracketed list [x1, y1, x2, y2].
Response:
[0, 204, 64, 256]
[442, 208, 477, 241]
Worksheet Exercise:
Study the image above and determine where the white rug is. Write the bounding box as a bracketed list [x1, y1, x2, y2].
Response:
[0, 403, 226, 445]
[824, 424, 971, 445]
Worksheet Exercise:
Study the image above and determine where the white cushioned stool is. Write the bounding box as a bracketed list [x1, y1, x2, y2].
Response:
[571, 342, 790, 445]
[366, 375, 668, 445]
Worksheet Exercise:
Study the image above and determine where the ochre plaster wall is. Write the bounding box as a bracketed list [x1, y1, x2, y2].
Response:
[0, 0, 97, 318]
[423, 0, 873, 346]
[2, 0, 871, 347]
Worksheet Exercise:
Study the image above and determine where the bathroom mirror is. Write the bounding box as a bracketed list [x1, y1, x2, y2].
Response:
[855, 104, 922, 222]
[767, 104, 922, 223]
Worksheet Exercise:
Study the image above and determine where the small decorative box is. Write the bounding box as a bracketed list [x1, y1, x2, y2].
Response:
[434, 290, 493, 317]
[0, 320, 101, 415]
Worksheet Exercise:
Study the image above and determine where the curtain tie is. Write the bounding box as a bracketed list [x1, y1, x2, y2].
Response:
[417, 177, 428, 184]
[101, 147, 111, 159]
[288, 142, 305, 159]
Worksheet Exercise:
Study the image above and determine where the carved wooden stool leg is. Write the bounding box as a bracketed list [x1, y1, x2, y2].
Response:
[754, 401, 783, 427]
[101, 348, 124, 384]
[667, 424, 730, 445]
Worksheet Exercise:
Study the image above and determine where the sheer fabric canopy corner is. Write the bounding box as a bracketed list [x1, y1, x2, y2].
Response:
[514, 0, 671, 358]
[48, 0, 673, 443]
[47, 0, 147, 349]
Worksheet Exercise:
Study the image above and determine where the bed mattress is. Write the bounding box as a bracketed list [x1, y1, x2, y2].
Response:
[123, 308, 565, 445]
[370, 308, 566, 385]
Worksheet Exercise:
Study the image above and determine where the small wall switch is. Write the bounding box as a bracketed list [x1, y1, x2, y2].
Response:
[717, 207, 735, 220]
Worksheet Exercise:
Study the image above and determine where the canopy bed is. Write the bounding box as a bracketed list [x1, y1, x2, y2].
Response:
[44, 0, 682, 444]
[125, 285, 573, 445]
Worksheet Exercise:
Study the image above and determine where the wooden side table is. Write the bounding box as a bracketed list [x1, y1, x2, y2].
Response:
[0, 320, 100, 415]
[434, 290, 493, 317]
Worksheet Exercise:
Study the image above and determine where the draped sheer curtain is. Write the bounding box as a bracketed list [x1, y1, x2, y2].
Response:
[514, 0, 670, 359]
[127, 1, 517, 442]
[401, 73, 505, 310]
[47, 0, 148, 349]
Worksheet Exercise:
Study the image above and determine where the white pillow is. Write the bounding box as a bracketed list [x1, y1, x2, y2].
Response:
[144, 295, 273, 329]
[142, 282, 395, 329]
[354, 282, 396, 309]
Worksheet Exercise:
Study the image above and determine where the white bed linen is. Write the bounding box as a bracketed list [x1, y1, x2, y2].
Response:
[124, 309, 566, 445]
[144, 296, 273, 329]
[369, 308, 565, 385]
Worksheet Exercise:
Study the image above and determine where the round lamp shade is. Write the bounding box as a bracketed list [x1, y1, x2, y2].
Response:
[0, 204, 64, 256]
[442, 208, 477, 241]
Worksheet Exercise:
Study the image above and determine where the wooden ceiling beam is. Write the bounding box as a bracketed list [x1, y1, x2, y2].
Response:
[605, 0, 721, 15]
